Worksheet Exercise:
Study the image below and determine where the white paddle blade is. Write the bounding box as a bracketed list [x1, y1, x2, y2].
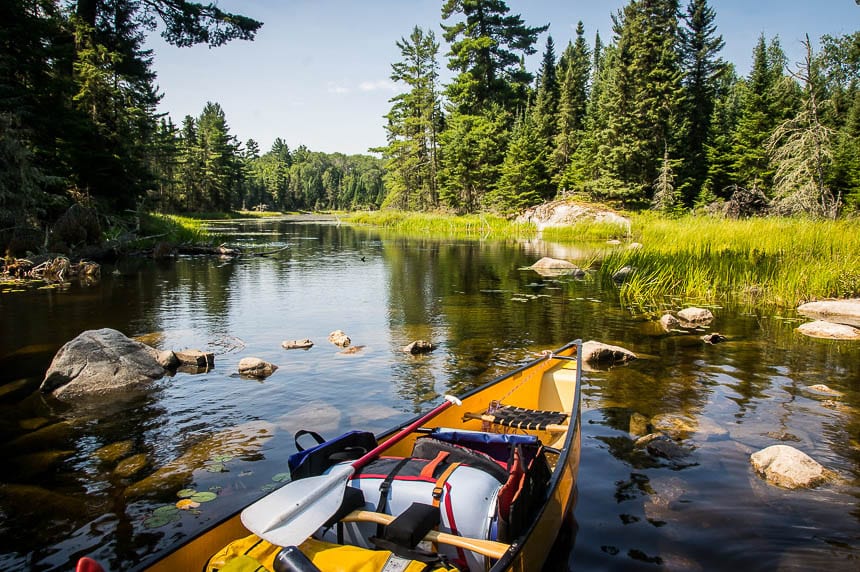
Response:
[241, 464, 355, 547]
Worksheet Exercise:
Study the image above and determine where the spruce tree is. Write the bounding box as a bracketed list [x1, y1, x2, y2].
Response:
[678, 0, 725, 206]
[552, 23, 590, 189]
[492, 109, 547, 212]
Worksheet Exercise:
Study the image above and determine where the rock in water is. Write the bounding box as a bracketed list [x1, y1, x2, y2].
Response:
[581, 340, 637, 365]
[678, 307, 714, 324]
[328, 330, 351, 347]
[238, 357, 278, 378]
[796, 320, 860, 340]
[40, 328, 164, 400]
[403, 340, 435, 354]
[750, 445, 828, 489]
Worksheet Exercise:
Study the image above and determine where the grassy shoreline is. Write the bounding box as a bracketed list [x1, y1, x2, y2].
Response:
[344, 209, 860, 308]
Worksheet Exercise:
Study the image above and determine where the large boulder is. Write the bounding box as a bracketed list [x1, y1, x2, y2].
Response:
[515, 200, 630, 231]
[41, 328, 165, 400]
[797, 299, 860, 327]
[750, 445, 828, 489]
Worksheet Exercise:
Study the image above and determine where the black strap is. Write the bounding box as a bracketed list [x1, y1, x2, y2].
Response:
[375, 457, 412, 537]
[370, 536, 450, 567]
[294, 430, 325, 452]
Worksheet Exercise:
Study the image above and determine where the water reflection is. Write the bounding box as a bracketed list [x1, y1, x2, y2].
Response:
[0, 219, 858, 570]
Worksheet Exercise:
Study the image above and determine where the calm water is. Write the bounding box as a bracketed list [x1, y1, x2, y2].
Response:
[0, 218, 858, 571]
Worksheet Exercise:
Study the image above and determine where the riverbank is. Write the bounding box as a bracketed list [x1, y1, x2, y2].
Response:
[343, 208, 860, 308]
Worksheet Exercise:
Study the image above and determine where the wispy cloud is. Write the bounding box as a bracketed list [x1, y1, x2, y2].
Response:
[327, 82, 350, 94]
[358, 80, 398, 92]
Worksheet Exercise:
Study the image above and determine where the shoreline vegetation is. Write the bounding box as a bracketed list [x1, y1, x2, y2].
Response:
[343, 209, 860, 309]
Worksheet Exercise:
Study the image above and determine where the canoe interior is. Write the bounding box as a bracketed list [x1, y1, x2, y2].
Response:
[140, 341, 581, 572]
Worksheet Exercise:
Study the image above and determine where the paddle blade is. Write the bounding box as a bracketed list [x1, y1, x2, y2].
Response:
[241, 464, 355, 547]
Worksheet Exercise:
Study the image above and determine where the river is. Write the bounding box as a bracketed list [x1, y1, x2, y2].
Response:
[0, 217, 858, 571]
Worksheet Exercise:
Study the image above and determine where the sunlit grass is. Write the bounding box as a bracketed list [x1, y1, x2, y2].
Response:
[139, 213, 212, 245]
[601, 213, 860, 308]
[344, 210, 535, 238]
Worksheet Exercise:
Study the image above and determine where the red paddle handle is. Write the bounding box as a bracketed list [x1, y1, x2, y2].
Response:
[351, 396, 460, 471]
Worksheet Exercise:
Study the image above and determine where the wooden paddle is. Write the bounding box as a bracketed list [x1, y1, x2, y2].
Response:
[241, 395, 462, 547]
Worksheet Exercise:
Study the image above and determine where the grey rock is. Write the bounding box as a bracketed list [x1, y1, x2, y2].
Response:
[581, 340, 637, 365]
[612, 265, 635, 283]
[282, 339, 314, 350]
[40, 328, 164, 400]
[174, 349, 215, 367]
[238, 357, 278, 378]
[155, 350, 179, 369]
[701, 332, 727, 344]
[797, 299, 860, 327]
[750, 445, 828, 489]
[796, 320, 860, 340]
[678, 307, 714, 324]
[660, 314, 680, 331]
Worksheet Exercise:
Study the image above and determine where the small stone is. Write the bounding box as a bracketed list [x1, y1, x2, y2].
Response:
[701, 332, 727, 344]
[806, 384, 843, 396]
[403, 340, 435, 354]
[339, 345, 366, 355]
[750, 445, 828, 489]
[659, 314, 680, 331]
[678, 307, 714, 324]
[175, 349, 215, 367]
[328, 330, 351, 347]
[238, 357, 278, 378]
[612, 265, 635, 282]
[282, 339, 314, 350]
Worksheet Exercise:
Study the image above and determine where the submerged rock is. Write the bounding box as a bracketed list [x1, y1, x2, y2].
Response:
[174, 349, 215, 368]
[750, 445, 828, 489]
[629, 412, 651, 437]
[530, 257, 585, 278]
[403, 340, 435, 354]
[701, 332, 727, 344]
[660, 314, 680, 331]
[581, 340, 637, 365]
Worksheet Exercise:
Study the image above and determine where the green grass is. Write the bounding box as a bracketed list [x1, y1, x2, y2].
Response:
[600, 213, 860, 308]
[344, 210, 535, 238]
[138, 213, 212, 245]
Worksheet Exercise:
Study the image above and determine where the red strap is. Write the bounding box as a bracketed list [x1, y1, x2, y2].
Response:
[419, 451, 450, 478]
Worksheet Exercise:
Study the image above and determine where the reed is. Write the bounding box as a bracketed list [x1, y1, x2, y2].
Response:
[140, 213, 211, 244]
[601, 214, 860, 308]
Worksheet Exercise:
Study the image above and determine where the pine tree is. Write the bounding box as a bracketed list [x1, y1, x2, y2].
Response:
[378, 27, 441, 211]
[596, 0, 685, 201]
[492, 108, 550, 212]
[730, 35, 799, 192]
[552, 23, 590, 189]
[678, 0, 725, 205]
[441, 0, 547, 115]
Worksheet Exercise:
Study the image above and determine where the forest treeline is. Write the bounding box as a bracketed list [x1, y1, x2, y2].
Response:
[2, 1, 859, 255]
[378, 0, 860, 218]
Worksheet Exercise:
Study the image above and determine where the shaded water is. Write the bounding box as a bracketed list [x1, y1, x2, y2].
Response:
[0, 218, 858, 571]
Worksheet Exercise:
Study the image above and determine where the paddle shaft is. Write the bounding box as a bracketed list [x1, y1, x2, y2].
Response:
[352, 397, 458, 470]
[342, 510, 510, 559]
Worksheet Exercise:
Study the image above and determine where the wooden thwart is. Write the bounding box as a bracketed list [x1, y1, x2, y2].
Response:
[342, 510, 510, 559]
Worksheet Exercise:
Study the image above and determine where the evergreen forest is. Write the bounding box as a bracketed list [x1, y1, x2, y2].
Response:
[2, 0, 859, 255]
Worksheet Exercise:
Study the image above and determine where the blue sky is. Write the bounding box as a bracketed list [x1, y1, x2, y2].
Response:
[148, 1, 859, 156]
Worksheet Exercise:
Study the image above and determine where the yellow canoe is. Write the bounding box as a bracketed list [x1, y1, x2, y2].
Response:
[139, 340, 582, 572]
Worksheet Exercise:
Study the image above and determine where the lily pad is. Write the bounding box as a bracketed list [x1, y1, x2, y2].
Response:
[153, 504, 180, 516]
[176, 488, 196, 498]
[272, 472, 289, 483]
[190, 491, 217, 503]
[261, 483, 276, 492]
[205, 462, 227, 473]
[210, 454, 234, 462]
[143, 511, 181, 528]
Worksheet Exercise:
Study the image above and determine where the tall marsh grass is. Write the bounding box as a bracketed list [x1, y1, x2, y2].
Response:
[139, 213, 212, 244]
[603, 214, 860, 307]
